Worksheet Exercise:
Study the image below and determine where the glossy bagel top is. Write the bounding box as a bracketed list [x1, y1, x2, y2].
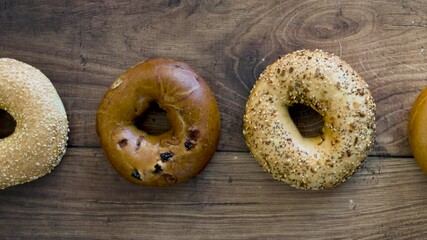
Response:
[96, 59, 221, 186]
[409, 86, 427, 174]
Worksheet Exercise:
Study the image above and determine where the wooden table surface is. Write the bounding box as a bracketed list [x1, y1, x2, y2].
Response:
[1, 1, 427, 239]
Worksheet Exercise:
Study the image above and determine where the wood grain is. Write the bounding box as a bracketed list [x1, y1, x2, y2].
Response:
[0, 148, 426, 240]
[1, 0, 427, 155]
[1, 0, 427, 239]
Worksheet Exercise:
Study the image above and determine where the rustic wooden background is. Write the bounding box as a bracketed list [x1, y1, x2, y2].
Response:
[1, 0, 427, 239]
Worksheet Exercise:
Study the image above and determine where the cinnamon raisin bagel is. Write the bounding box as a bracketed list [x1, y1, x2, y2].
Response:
[96, 59, 220, 187]
[243, 50, 376, 190]
[0, 58, 69, 189]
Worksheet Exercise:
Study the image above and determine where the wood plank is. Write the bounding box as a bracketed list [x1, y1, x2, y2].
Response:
[2, 1, 427, 238]
[0, 147, 426, 239]
[1, 0, 427, 155]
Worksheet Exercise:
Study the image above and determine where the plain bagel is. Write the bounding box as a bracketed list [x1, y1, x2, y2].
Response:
[408, 86, 427, 174]
[0, 58, 69, 189]
[243, 49, 376, 190]
[96, 59, 220, 187]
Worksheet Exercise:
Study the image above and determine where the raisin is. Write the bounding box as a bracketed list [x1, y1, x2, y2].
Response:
[118, 139, 128, 148]
[188, 128, 199, 142]
[184, 128, 199, 150]
[131, 170, 142, 181]
[153, 164, 163, 174]
[184, 140, 194, 150]
[136, 136, 145, 149]
[160, 152, 173, 162]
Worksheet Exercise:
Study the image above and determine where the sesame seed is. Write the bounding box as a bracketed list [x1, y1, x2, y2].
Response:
[0, 58, 69, 189]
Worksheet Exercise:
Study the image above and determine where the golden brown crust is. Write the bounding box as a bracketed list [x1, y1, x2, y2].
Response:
[409, 87, 427, 174]
[0, 58, 69, 189]
[96, 59, 220, 186]
[243, 49, 376, 190]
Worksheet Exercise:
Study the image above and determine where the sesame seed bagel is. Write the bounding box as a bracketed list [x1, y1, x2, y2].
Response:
[96, 59, 220, 187]
[0, 58, 69, 189]
[243, 49, 376, 190]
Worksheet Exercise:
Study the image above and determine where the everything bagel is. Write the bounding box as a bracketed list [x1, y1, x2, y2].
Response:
[96, 59, 220, 186]
[243, 50, 376, 190]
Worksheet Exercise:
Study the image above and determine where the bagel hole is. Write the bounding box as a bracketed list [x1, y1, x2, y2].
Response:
[134, 102, 171, 135]
[288, 104, 324, 138]
[0, 109, 16, 139]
